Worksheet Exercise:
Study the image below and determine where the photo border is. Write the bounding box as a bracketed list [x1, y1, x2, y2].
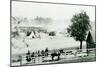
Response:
[10, 0, 96, 66]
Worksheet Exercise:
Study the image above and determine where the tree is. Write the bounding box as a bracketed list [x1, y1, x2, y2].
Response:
[67, 11, 90, 49]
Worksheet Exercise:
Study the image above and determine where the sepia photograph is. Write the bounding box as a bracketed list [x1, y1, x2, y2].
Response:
[11, 0, 96, 66]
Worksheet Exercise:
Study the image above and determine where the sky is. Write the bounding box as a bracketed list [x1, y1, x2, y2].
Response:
[12, 1, 95, 32]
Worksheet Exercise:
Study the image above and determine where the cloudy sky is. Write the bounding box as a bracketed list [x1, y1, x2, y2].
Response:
[12, 1, 95, 31]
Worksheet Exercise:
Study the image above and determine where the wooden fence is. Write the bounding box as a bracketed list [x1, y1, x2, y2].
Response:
[12, 48, 96, 66]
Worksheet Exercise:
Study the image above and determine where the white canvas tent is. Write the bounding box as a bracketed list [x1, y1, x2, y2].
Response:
[26, 31, 36, 39]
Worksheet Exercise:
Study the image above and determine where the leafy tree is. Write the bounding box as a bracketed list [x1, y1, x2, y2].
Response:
[67, 11, 90, 49]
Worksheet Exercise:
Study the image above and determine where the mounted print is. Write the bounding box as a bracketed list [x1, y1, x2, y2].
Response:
[11, 0, 96, 66]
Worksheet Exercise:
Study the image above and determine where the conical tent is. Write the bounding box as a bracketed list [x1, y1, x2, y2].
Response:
[27, 31, 36, 38]
[86, 31, 95, 48]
